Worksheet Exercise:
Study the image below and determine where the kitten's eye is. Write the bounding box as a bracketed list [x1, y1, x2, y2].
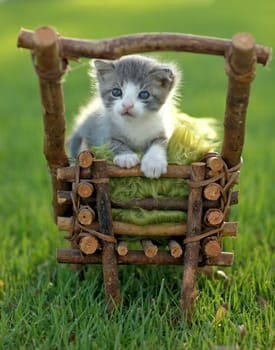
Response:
[112, 88, 123, 97]
[138, 90, 150, 100]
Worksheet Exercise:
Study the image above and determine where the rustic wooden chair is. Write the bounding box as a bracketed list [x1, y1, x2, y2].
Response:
[17, 27, 271, 323]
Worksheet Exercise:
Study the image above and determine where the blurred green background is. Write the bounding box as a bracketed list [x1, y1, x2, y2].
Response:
[0, 0, 274, 349]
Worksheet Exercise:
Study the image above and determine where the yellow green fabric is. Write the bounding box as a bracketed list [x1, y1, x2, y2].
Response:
[92, 113, 220, 226]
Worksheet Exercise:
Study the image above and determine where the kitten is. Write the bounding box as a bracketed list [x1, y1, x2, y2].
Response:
[69, 55, 180, 178]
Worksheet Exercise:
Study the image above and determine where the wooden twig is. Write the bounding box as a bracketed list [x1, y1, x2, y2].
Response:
[76, 182, 94, 198]
[18, 28, 271, 65]
[202, 237, 221, 257]
[57, 164, 191, 181]
[79, 234, 99, 255]
[77, 205, 96, 225]
[205, 252, 234, 266]
[222, 32, 257, 168]
[168, 240, 183, 258]
[206, 156, 224, 173]
[141, 240, 158, 258]
[78, 150, 95, 168]
[204, 209, 224, 226]
[117, 241, 128, 256]
[57, 190, 73, 206]
[111, 221, 186, 237]
[31, 26, 70, 221]
[203, 183, 222, 201]
[56, 249, 234, 266]
[181, 162, 205, 323]
[92, 160, 120, 312]
[220, 221, 238, 237]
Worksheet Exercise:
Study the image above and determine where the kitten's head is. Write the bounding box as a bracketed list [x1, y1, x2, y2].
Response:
[91, 55, 180, 119]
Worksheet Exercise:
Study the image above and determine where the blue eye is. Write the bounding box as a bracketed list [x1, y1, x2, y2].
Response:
[112, 88, 123, 97]
[139, 90, 150, 100]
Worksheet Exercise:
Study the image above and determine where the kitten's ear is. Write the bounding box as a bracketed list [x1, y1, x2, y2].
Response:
[92, 59, 115, 81]
[151, 66, 178, 90]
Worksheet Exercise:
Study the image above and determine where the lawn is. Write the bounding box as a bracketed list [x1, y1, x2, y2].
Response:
[0, 0, 274, 349]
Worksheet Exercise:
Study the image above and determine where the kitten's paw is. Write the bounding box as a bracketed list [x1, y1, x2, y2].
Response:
[141, 154, 168, 179]
[114, 153, 140, 168]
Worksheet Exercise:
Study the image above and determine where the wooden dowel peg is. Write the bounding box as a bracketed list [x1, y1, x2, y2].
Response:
[203, 183, 222, 201]
[77, 182, 94, 198]
[204, 209, 224, 226]
[206, 156, 223, 173]
[78, 150, 95, 168]
[79, 234, 99, 255]
[77, 206, 96, 225]
[168, 240, 183, 258]
[141, 240, 158, 258]
[57, 190, 72, 205]
[202, 237, 221, 257]
[117, 241, 128, 256]
[220, 221, 238, 237]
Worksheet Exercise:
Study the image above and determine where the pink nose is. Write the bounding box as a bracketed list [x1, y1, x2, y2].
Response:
[122, 102, 134, 113]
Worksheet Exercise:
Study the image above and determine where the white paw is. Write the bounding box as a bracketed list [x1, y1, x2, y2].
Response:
[114, 153, 140, 168]
[141, 153, 168, 179]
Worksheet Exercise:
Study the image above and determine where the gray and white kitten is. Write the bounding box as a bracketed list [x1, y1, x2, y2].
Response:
[69, 55, 180, 178]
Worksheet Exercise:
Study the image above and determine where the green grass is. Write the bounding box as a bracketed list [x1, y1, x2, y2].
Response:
[0, 0, 274, 349]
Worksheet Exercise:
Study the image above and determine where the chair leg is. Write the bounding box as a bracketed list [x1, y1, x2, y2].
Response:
[181, 162, 205, 323]
[93, 160, 120, 312]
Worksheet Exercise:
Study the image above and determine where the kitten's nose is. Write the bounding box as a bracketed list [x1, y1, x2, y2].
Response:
[122, 102, 134, 113]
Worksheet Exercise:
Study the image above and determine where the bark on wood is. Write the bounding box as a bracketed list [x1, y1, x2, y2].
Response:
[141, 240, 158, 258]
[57, 249, 234, 266]
[117, 241, 128, 256]
[205, 252, 234, 266]
[79, 234, 99, 255]
[204, 209, 224, 226]
[220, 221, 238, 237]
[77, 182, 94, 198]
[222, 33, 257, 168]
[57, 164, 191, 181]
[92, 160, 120, 311]
[58, 216, 237, 238]
[181, 162, 205, 323]
[18, 28, 271, 65]
[77, 206, 96, 225]
[57, 190, 73, 206]
[168, 240, 183, 258]
[32, 26, 70, 221]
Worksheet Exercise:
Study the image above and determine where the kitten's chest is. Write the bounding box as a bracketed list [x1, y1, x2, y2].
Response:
[111, 114, 171, 151]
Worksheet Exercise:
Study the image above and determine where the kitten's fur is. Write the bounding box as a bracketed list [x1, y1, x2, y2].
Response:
[69, 55, 180, 178]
